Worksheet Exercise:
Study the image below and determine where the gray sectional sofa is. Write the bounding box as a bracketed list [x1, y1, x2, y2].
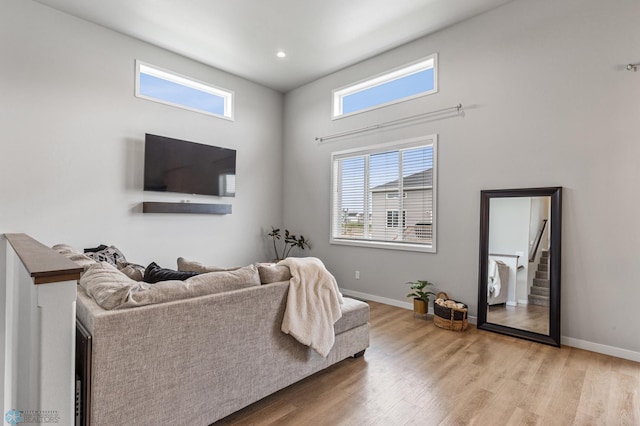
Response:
[75, 263, 370, 425]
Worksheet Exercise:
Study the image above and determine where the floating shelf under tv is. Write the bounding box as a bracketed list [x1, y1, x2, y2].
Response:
[142, 202, 232, 215]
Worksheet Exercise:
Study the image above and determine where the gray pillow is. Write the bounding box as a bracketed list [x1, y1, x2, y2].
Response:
[80, 262, 261, 310]
[79, 263, 138, 310]
[177, 257, 240, 273]
[67, 253, 98, 271]
[256, 263, 292, 284]
[52, 243, 82, 256]
[118, 263, 145, 281]
[52, 244, 97, 272]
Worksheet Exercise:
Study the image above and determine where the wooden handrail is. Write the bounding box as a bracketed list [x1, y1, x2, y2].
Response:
[528, 219, 548, 262]
[4, 233, 82, 284]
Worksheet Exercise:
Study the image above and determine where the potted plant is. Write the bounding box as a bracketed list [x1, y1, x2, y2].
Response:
[406, 279, 436, 315]
[267, 226, 310, 261]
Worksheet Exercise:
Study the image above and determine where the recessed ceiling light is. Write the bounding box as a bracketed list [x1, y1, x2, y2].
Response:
[276, 51, 287, 59]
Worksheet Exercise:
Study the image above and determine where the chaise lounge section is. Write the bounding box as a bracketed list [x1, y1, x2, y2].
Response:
[76, 269, 369, 425]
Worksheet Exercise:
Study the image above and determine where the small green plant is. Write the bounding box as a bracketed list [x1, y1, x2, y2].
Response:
[267, 226, 310, 261]
[406, 280, 436, 303]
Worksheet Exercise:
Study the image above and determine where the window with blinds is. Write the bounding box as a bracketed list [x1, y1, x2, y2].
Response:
[330, 135, 437, 252]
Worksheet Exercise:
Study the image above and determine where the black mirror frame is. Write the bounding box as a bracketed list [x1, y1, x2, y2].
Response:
[477, 187, 562, 347]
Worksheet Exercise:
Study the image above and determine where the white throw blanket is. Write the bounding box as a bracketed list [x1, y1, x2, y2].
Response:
[279, 257, 344, 358]
[488, 259, 502, 297]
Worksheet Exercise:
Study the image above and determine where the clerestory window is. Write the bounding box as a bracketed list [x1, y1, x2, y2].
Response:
[332, 54, 437, 119]
[135, 60, 234, 120]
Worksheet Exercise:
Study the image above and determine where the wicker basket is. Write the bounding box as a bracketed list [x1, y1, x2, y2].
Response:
[433, 292, 468, 331]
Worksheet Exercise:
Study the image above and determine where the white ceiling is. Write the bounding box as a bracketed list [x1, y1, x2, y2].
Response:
[34, 0, 514, 92]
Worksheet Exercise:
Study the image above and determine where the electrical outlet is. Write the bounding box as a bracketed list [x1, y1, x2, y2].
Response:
[355, 271, 360, 280]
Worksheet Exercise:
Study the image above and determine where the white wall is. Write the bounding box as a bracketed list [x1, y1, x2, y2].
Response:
[488, 197, 529, 257]
[0, 0, 284, 267]
[2, 0, 639, 358]
[283, 0, 640, 355]
[488, 197, 529, 303]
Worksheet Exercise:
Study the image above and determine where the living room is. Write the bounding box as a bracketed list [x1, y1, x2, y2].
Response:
[1, 0, 639, 424]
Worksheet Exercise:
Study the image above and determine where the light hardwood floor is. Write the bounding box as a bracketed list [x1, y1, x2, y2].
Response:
[487, 303, 549, 335]
[215, 301, 640, 425]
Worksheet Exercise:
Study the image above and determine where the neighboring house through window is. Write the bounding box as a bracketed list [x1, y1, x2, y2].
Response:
[386, 210, 406, 228]
[331, 135, 437, 252]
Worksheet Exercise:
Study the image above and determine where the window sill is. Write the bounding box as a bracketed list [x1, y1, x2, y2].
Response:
[330, 238, 436, 253]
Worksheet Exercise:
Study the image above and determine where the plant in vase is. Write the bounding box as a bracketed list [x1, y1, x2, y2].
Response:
[267, 226, 310, 262]
[406, 279, 436, 315]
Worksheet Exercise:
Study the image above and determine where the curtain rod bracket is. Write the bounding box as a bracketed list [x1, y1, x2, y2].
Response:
[627, 63, 638, 72]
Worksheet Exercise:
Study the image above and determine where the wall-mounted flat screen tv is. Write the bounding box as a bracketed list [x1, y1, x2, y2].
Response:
[144, 133, 236, 197]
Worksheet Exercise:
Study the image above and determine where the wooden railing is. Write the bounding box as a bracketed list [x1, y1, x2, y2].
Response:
[2, 233, 81, 426]
[528, 219, 548, 262]
[402, 223, 433, 243]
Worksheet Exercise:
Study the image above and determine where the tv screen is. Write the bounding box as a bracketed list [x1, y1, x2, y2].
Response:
[144, 134, 236, 197]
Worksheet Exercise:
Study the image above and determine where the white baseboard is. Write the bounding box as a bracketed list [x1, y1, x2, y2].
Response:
[561, 336, 640, 363]
[340, 288, 639, 362]
[341, 288, 413, 310]
[340, 288, 478, 324]
[517, 299, 529, 305]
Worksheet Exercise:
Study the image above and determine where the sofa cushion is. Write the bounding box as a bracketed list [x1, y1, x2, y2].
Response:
[52, 244, 97, 272]
[177, 257, 241, 273]
[79, 262, 261, 310]
[118, 263, 145, 281]
[67, 253, 98, 271]
[79, 263, 137, 310]
[256, 263, 292, 284]
[52, 243, 82, 256]
[333, 297, 370, 335]
[144, 262, 199, 283]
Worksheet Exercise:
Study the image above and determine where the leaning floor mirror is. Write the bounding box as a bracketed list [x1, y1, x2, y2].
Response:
[477, 187, 562, 346]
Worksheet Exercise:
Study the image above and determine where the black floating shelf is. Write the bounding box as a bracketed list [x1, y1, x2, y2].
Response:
[142, 202, 232, 215]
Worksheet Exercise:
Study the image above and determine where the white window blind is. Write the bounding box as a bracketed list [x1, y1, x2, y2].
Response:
[331, 135, 437, 252]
